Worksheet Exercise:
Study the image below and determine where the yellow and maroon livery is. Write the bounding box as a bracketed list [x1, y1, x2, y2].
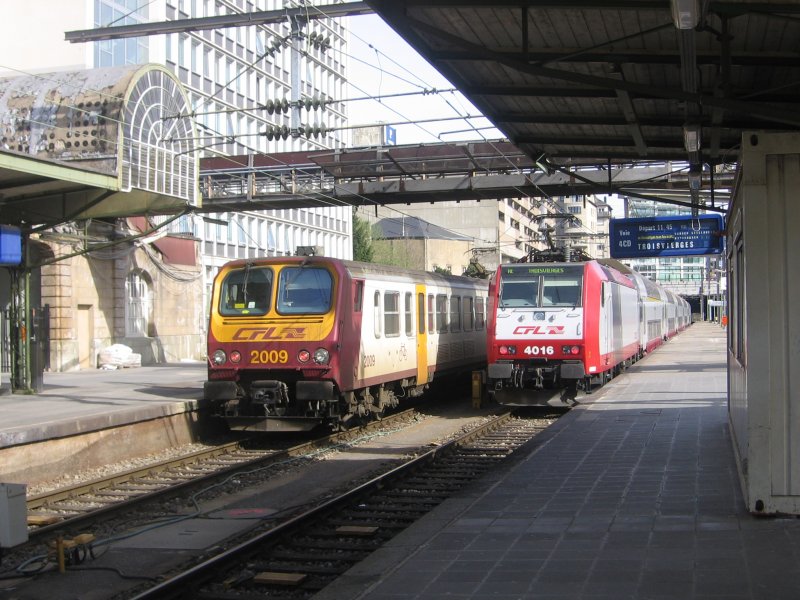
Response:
[205, 256, 488, 431]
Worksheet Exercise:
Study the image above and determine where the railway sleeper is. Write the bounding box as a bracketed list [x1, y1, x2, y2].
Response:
[345, 507, 429, 518]
[114, 484, 163, 491]
[269, 548, 371, 562]
[288, 537, 385, 550]
[368, 497, 441, 508]
[424, 466, 490, 476]
[254, 562, 352, 576]
[383, 489, 450, 500]
[400, 476, 470, 487]
[328, 517, 412, 529]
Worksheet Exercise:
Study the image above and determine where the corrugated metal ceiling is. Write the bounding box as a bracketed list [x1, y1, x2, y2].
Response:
[366, 0, 800, 186]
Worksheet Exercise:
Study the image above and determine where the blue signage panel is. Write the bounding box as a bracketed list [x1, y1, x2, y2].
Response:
[384, 125, 397, 146]
[0, 225, 22, 266]
[609, 215, 724, 259]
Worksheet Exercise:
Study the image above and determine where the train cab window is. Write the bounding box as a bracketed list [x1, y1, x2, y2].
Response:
[436, 294, 448, 333]
[219, 265, 273, 316]
[276, 267, 333, 315]
[541, 274, 582, 307]
[475, 297, 486, 330]
[353, 280, 364, 312]
[428, 294, 435, 332]
[449, 295, 462, 332]
[463, 297, 474, 331]
[499, 278, 539, 307]
[405, 292, 414, 336]
[384, 291, 400, 337]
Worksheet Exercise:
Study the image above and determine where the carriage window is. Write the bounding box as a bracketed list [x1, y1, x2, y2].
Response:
[428, 294, 435, 332]
[449, 295, 461, 332]
[219, 265, 273, 316]
[276, 267, 332, 314]
[418, 292, 426, 334]
[463, 297, 474, 331]
[384, 291, 400, 337]
[405, 292, 414, 336]
[436, 294, 448, 333]
[374, 290, 382, 338]
[475, 297, 485, 330]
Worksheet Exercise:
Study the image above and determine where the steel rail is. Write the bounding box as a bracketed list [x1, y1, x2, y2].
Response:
[25, 408, 419, 540]
[128, 410, 516, 600]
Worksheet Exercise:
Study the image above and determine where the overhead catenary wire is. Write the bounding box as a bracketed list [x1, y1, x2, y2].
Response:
[1, 6, 627, 260]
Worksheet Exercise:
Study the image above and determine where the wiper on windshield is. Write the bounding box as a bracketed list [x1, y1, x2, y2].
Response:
[241, 262, 252, 304]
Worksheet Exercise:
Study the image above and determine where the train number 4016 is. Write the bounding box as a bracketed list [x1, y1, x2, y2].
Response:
[523, 345, 555, 356]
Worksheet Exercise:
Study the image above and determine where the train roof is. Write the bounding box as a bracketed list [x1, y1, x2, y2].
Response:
[217, 256, 489, 288]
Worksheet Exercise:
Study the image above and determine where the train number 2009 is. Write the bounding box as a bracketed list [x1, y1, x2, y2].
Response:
[250, 349, 289, 364]
[523, 345, 555, 356]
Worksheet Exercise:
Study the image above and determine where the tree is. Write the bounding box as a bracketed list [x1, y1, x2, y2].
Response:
[352, 213, 374, 262]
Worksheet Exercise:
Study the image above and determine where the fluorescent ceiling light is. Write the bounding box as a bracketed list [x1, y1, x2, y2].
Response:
[671, 0, 699, 29]
[683, 123, 701, 153]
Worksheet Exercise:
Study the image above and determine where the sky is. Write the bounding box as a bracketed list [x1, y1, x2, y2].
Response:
[343, 14, 626, 217]
[345, 14, 503, 146]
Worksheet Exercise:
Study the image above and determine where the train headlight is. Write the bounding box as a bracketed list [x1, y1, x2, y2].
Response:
[499, 345, 517, 355]
[229, 350, 242, 363]
[211, 349, 227, 365]
[313, 348, 330, 364]
[562, 345, 581, 355]
[297, 349, 311, 363]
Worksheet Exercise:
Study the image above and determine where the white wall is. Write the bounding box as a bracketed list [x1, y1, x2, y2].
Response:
[0, 2, 91, 75]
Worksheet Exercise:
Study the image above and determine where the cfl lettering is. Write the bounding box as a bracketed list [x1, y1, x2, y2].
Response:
[513, 325, 564, 335]
[232, 327, 307, 340]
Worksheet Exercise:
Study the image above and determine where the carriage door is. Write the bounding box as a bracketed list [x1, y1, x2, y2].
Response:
[415, 285, 428, 385]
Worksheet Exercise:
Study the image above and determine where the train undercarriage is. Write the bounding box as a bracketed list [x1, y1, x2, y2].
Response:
[205, 376, 428, 432]
[487, 357, 636, 407]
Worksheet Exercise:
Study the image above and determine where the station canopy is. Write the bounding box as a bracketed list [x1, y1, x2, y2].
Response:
[365, 0, 800, 206]
[0, 64, 198, 229]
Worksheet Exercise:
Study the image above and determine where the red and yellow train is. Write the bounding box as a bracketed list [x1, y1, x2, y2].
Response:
[204, 256, 488, 431]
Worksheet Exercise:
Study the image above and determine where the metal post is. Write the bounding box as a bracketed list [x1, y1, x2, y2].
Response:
[290, 16, 305, 136]
[9, 266, 31, 393]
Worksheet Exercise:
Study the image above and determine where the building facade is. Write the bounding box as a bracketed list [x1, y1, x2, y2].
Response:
[0, 0, 353, 371]
[373, 193, 611, 277]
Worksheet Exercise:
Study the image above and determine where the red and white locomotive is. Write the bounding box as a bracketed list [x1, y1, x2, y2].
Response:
[204, 255, 488, 431]
[486, 258, 690, 404]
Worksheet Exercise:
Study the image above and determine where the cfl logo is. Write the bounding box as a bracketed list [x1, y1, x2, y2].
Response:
[513, 325, 564, 335]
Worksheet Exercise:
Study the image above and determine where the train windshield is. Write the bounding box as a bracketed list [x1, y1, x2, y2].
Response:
[277, 267, 333, 315]
[499, 278, 540, 307]
[499, 268, 583, 308]
[219, 265, 273, 316]
[541, 274, 582, 306]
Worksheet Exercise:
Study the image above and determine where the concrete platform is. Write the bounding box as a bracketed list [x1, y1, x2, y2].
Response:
[0, 362, 208, 483]
[315, 322, 800, 600]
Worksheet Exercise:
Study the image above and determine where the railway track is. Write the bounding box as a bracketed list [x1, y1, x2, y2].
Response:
[127, 411, 554, 600]
[24, 408, 422, 541]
